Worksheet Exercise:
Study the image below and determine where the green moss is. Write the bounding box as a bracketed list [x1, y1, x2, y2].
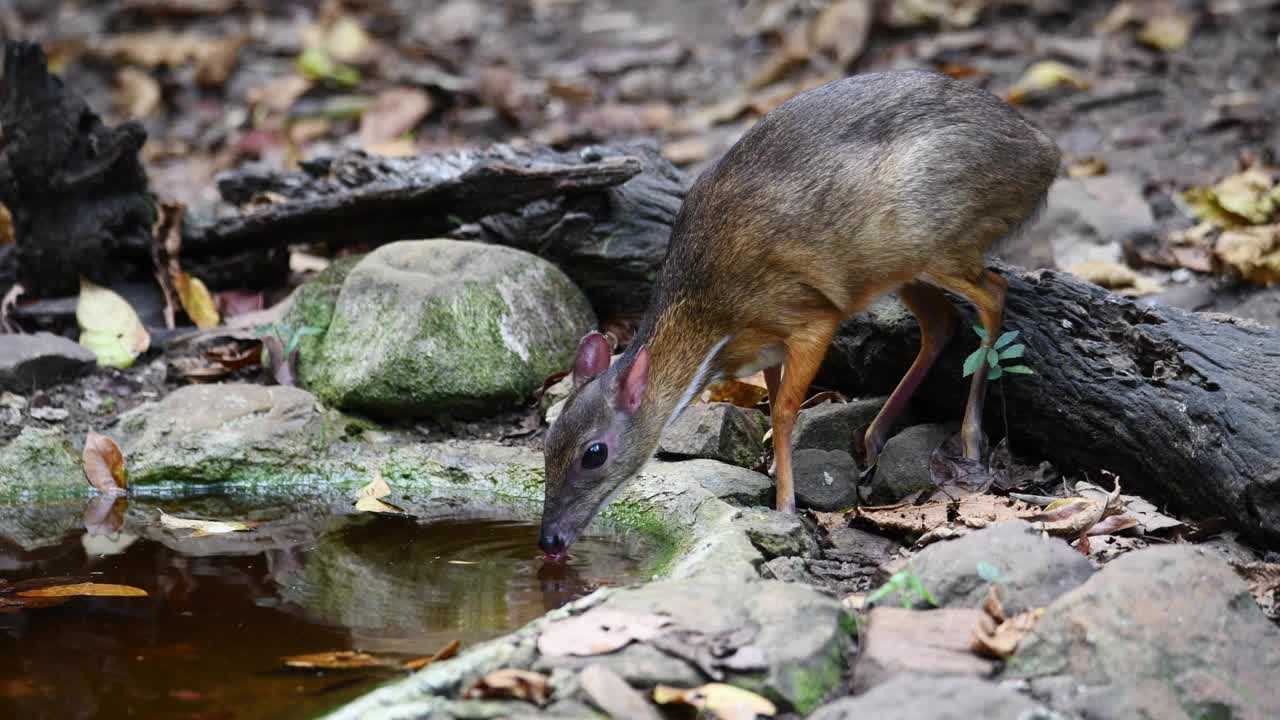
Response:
[285, 254, 364, 386]
[0, 427, 85, 503]
[781, 617, 851, 714]
[600, 499, 684, 578]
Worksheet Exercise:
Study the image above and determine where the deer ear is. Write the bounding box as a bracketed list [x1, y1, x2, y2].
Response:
[572, 332, 611, 388]
[615, 345, 650, 415]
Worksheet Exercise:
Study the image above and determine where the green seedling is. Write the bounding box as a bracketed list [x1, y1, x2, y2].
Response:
[867, 566, 939, 609]
[964, 326, 1034, 381]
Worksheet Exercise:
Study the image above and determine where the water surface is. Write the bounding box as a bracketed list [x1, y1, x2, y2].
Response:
[0, 500, 646, 720]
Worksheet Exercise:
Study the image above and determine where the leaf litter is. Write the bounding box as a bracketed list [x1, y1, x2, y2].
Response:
[537, 608, 672, 657]
[462, 669, 552, 705]
[653, 682, 777, 720]
[82, 431, 127, 495]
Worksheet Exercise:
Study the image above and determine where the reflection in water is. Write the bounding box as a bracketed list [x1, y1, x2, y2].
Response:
[0, 505, 645, 720]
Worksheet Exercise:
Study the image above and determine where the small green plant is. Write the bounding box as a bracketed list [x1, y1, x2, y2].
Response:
[866, 566, 939, 609]
[964, 326, 1034, 381]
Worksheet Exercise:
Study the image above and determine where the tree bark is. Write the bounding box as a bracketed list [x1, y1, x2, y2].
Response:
[815, 263, 1280, 543]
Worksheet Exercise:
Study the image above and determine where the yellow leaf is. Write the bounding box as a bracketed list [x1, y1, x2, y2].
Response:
[355, 496, 406, 514]
[82, 430, 127, 494]
[1007, 61, 1089, 104]
[355, 469, 392, 500]
[325, 16, 371, 64]
[1213, 225, 1280, 287]
[1067, 156, 1108, 177]
[1138, 14, 1192, 52]
[17, 582, 147, 598]
[175, 272, 220, 329]
[76, 277, 150, 368]
[653, 683, 777, 720]
[159, 509, 252, 535]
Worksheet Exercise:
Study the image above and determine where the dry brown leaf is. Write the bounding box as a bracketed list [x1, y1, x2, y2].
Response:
[812, 0, 873, 67]
[462, 669, 552, 705]
[970, 586, 1043, 659]
[1231, 561, 1280, 618]
[0, 203, 12, 246]
[1026, 480, 1124, 538]
[703, 374, 770, 408]
[1067, 260, 1163, 296]
[114, 67, 160, 119]
[1095, 1, 1135, 33]
[537, 608, 672, 657]
[170, 356, 233, 383]
[1067, 156, 1108, 177]
[82, 431, 127, 494]
[195, 33, 246, 88]
[882, 0, 986, 29]
[854, 495, 1035, 538]
[403, 638, 461, 671]
[358, 87, 432, 148]
[83, 494, 127, 536]
[662, 137, 710, 166]
[17, 582, 147, 598]
[653, 682, 777, 720]
[1184, 167, 1280, 227]
[284, 651, 385, 670]
[206, 342, 263, 371]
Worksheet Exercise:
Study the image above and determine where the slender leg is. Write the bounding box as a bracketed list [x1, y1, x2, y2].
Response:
[925, 269, 1008, 460]
[763, 365, 782, 477]
[771, 319, 840, 513]
[862, 282, 958, 468]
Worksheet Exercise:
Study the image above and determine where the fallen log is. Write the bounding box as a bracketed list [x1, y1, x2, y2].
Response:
[182, 142, 685, 316]
[815, 263, 1280, 543]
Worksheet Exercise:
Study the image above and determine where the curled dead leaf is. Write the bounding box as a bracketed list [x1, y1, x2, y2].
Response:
[653, 682, 777, 720]
[1007, 61, 1089, 105]
[1212, 225, 1280, 287]
[83, 431, 127, 494]
[1025, 479, 1124, 538]
[1138, 14, 1193, 52]
[1067, 260, 1163, 297]
[970, 586, 1042, 659]
[537, 608, 672, 657]
[462, 669, 551, 705]
[403, 638, 461, 671]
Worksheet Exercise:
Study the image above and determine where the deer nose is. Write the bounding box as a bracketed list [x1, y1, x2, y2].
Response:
[539, 530, 567, 559]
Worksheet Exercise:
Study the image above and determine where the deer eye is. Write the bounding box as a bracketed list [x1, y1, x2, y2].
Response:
[581, 442, 608, 470]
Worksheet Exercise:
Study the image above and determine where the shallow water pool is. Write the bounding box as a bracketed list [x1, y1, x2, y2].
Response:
[0, 498, 647, 720]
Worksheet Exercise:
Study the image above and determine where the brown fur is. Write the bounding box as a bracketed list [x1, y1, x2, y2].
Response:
[540, 70, 1061, 552]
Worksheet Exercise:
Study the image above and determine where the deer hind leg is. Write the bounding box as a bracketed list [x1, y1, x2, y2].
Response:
[861, 281, 958, 470]
[770, 318, 840, 513]
[924, 269, 1008, 460]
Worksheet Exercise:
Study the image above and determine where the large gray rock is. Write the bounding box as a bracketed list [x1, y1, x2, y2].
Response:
[823, 525, 902, 567]
[1009, 545, 1280, 720]
[738, 508, 820, 559]
[658, 402, 767, 468]
[877, 521, 1094, 614]
[0, 332, 96, 391]
[0, 425, 82, 501]
[792, 397, 900, 454]
[811, 674, 1049, 720]
[998, 174, 1155, 270]
[866, 423, 955, 504]
[645, 457, 773, 506]
[852, 607, 996, 692]
[792, 448, 860, 511]
[116, 383, 336, 484]
[301, 239, 595, 419]
[535, 578, 852, 714]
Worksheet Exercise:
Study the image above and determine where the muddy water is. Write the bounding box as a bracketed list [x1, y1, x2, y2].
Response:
[0, 502, 646, 720]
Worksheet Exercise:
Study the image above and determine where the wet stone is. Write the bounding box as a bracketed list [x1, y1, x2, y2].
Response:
[658, 401, 768, 469]
[792, 448, 860, 511]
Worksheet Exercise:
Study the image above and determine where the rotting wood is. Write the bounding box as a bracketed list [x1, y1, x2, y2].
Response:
[816, 262, 1280, 542]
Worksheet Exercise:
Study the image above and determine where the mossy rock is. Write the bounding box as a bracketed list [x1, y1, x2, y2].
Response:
[0, 426, 84, 502]
[301, 239, 596, 419]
